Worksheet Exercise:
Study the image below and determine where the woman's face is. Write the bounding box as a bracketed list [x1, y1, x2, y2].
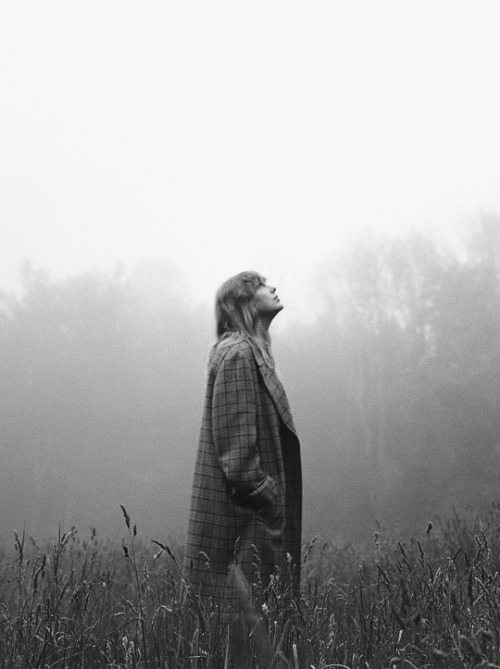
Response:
[253, 282, 284, 318]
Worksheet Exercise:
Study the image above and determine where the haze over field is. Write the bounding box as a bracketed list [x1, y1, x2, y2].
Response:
[2, 3, 500, 542]
[2, 221, 500, 544]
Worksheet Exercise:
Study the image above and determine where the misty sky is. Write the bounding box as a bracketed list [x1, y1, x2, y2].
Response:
[2, 2, 500, 314]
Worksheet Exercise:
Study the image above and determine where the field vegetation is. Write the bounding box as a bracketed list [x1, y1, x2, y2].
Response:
[2, 503, 500, 668]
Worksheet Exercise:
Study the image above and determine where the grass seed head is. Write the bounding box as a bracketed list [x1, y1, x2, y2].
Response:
[119, 505, 131, 529]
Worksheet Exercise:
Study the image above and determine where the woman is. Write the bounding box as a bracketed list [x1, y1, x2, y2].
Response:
[184, 271, 302, 601]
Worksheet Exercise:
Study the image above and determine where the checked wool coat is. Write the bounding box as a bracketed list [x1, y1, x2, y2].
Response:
[183, 332, 302, 600]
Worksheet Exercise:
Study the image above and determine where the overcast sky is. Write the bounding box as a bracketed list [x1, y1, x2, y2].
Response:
[2, 1, 500, 313]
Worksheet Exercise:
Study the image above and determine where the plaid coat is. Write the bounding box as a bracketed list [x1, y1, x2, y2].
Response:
[183, 333, 302, 599]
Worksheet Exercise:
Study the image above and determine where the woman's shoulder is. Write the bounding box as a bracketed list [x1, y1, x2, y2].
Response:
[211, 333, 254, 366]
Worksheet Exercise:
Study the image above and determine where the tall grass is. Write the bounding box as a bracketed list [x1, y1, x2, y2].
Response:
[2, 504, 500, 668]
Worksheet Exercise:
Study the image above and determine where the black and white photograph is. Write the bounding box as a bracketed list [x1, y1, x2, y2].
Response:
[2, 2, 500, 667]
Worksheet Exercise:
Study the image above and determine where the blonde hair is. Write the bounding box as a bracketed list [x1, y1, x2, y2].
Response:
[212, 271, 273, 364]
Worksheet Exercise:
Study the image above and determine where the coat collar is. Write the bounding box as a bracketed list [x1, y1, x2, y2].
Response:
[244, 337, 298, 437]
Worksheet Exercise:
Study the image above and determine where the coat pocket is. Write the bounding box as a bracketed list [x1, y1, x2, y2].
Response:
[256, 496, 284, 526]
[233, 474, 278, 509]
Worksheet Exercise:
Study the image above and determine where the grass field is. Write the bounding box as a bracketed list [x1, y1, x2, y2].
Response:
[1, 504, 500, 668]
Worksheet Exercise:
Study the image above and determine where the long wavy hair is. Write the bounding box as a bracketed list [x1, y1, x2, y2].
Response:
[211, 271, 273, 364]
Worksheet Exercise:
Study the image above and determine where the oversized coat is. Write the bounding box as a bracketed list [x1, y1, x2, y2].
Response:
[183, 333, 302, 600]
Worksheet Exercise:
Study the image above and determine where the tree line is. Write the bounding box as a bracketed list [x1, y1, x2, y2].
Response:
[1, 220, 500, 542]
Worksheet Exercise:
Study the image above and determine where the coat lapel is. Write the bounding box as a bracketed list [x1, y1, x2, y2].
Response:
[246, 338, 298, 437]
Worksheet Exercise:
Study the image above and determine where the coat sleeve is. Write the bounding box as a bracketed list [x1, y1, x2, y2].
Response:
[212, 347, 277, 510]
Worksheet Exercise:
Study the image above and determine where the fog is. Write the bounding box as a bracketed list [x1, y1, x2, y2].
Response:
[2, 219, 500, 545]
[3, 3, 500, 549]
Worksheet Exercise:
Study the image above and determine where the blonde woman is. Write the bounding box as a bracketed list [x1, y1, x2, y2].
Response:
[184, 271, 302, 600]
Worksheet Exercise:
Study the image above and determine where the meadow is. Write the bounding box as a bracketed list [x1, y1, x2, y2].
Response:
[1, 504, 500, 669]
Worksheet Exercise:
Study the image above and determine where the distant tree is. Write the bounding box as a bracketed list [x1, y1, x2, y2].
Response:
[0, 263, 211, 539]
[292, 220, 500, 537]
